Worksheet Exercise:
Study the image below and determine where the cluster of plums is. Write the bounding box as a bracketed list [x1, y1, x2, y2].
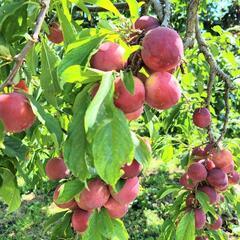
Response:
[47, 16, 184, 120]
[179, 144, 239, 240]
[45, 155, 146, 234]
[0, 80, 35, 133]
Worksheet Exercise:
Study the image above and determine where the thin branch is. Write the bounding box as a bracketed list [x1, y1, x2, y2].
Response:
[161, 0, 171, 27]
[184, 0, 200, 49]
[206, 70, 216, 108]
[0, 0, 50, 91]
[141, 0, 151, 16]
[195, 17, 234, 90]
[216, 86, 230, 144]
[150, 0, 164, 22]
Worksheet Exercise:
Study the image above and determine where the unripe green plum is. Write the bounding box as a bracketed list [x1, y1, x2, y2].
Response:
[0, 92, 35, 133]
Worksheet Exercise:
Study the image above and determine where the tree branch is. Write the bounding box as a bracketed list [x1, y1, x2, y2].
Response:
[195, 17, 234, 90]
[161, 0, 171, 27]
[184, 0, 200, 49]
[150, 0, 164, 21]
[0, 0, 50, 91]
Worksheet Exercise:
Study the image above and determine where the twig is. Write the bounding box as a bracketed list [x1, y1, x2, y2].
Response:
[0, 0, 50, 91]
[216, 86, 230, 144]
[195, 17, 234, 90]
[205, 69, 216, 108]
[184, 0, 200, 49]
[161, 0, 171, 27]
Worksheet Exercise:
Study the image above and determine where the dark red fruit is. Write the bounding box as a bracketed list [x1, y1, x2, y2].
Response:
[47, 22, 63, 44]
[187, 163, 207, 182]
[194, 208, 206, 229]
[0, 92, 36, 133]
[104, 197, 128, 218]
[193, 108, 211, 128]
[45, 157, 69, 180]
[114, 77, 145, 113]
[209, 216, 222, 230]
[198, 186, 219, 204]
[14, 80, 29, 93]
[134, 15, 159, 31]
[125, 106, 144, 121]
[204, 159, 215, 171]
[76, 178, 110, 210]
[192, 147, 206, 157]
[145, 72, 181, 110]
[228, 171, 240, 185]
[90, 42, 126, 71]
[141, 27, 184, 72]
[179, 173, 197, 190]
[122, 160, 142, 179]
[207, 168, 228, 190]
[71, 209, 91, 233]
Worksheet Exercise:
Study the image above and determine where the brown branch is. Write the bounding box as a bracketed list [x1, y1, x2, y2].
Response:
[184, 0, 200, 49]
[161, 0, 171, 27]
[195, 17, 234, 90]
[0, 0, 50, 91]
[151, 0, 164, 22]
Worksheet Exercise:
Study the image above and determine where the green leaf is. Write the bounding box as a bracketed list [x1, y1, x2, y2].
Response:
[56, 179, 84, 204]
[0, 121, 4, 148]
[85, 72, 114, 132]
[120, 70, 135, 94]
[111, 218, 129, 240]
[159, 187, 179, 199]
[56, 2, 76, 47]
[61, 65, 103, 84]
[40, 39, 60, 106]
[58, 35, 106, 76]
[161, 144, 174, 162]
[125, 0, 140, 21]
[196, 192, 217, 217]
[176, 211, 195, 240]
[3, 136, 28, 160]
[69, 0, 91, 20]
[44, 211, 67, 231]
[64, 88, 91, 181]
[92, 106, 134, 186]
[83, 0, 122, 17]
[28, 96, 63, 146]
[0, 167, 21, 212]
[131, 133, 151, 168]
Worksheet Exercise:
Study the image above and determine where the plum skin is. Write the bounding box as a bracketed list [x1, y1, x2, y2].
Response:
[187, 162, 207, 182]
[193, 108, 211, 128]
[104, 197, 128, 218]
[47, 22, 63, 44]
[71, 209, 91, 233]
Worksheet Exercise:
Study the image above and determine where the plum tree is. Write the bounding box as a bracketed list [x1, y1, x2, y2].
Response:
[198, 186, 219, 204]
[14, 80, 29, 93]
[71, 209, 91, 234]
[209, 216, 222, 230]
[53, 186, 77, 209]
[47, 22, 63, 44]
[141, 27, 184, 72]
[179, 173, 197, 190]
[104, 197, 128, 218]
[110, 177, 139, 204]
[114, 77, 145, 113]
[193, 108, 211, 128]
[194, 208, 206, 229]
[134, 15, 159, 31]
[90, 42, 126, 71]
[125, 106, 144, 121]
[187, 163, 207, 182]
[45, 157, 69, 180]
[207, 168, 228, 190]
[228, 171, 240, 185]
[211, 149, 234, 173]
[76, 178, 110, 210]
[145, 72, 181, 110]
[121, 160, 142, 178]
[0, 92, 35, 133]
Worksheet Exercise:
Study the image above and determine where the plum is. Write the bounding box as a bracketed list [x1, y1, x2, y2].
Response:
[134, 15, 159, 31]
[207, 168, 228, 190]
[198, 186, 219, 204]
[71, 209, 91, 233]
[47, 22, 63, 44]
[187, 163, 207, 182]
[193, 108, 211, 128]
[122, 160, 142, 178]
[104, 197, 128, 218]
[194, 208, 206, 229]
